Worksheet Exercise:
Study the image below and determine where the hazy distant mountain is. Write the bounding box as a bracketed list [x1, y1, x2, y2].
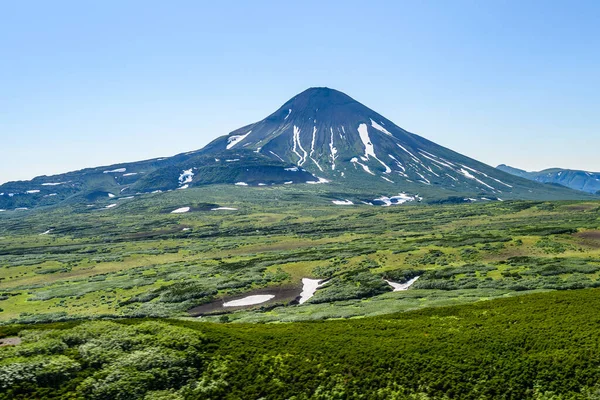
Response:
[497, 164, 600, 194]
[0, 88, 591, 211]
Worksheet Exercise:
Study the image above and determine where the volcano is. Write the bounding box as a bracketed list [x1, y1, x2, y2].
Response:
[0, 87, 591, 210]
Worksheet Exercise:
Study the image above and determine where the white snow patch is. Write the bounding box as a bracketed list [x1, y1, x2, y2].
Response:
[105, 204, 117, 209]
[370, 119, 393, 136]
[332, 200, 354, 205]
[299, 278, 328, 304]
[309, 126, 323, 171]
[178, 184, 189, 190]
[44, 193, 58, 197]
[381, 176, 395, 183]
[108, 193, 116, 198]
[329, 127, 338, 170]
[459, 168, 495, 190]
[285, 166, 299, 172]
[225, 159, 240, 162]
[226, 130, 252, 149]
[386, 276, 420, 291]
[269, 151, 285, 162]
[306, 177, 330, 184]
[292, 125, 308, 165]
[179, 169, 194, 185]
[350, 157, 374, 175]
[234, 182, 248, 186]
[15, 207, 28, 210]
[122, 173, 138, 176]
[374, 193, 417, 206]
[41, 182, 65, 186]
[396, 144, 420, 163]
[171, 207, 190, 214]
[357, 123, 391, 173]
[40, 229, 53, 235]
[284, 181, 293, 185]
[103, 168, 126, 173]
[284, 109, 292, 120]
[258, 183, 266, 186]
[26, 190, 40, 194]
[223, 294, 275, 307]
[119, 196, 135, 200]
[211, 207, 238, 211]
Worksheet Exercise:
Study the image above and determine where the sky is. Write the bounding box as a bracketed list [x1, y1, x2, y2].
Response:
[1, 0, 599, 184]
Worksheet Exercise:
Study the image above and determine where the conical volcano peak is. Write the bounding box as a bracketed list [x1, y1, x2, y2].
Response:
[282, 87, 358, 111]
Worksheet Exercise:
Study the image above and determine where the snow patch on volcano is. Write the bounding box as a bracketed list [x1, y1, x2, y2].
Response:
[226, 130, 252, 150]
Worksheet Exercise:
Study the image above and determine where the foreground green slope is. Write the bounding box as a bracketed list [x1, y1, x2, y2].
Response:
[2, 288, 600, 399]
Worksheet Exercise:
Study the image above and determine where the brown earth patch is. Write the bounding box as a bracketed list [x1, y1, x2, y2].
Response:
[0, 337, 21, 346]
[575, 230, 600, 240]
[188, 284, 301, 317]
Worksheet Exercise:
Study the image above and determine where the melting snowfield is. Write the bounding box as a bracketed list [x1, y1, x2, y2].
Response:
[298, 278, 327, 304]
[332, 200, 354, 205]
[211, 207, 238, 211]
[223, 295, 275, 307]
[385, 276, 420, 291]
[171, 207, 190, 214]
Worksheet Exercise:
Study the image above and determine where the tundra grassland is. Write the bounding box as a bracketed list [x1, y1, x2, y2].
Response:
[0, 185, 598, 324]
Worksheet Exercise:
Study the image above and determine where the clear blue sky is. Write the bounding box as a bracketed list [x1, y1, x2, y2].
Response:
[1, 0, 599, 183]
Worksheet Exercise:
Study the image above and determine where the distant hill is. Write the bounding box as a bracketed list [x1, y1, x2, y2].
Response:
[497, 164, 600, 194]
[0, 88, 592, 211]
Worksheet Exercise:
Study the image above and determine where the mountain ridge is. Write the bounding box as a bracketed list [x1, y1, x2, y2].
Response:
[497, 164, 600, 194]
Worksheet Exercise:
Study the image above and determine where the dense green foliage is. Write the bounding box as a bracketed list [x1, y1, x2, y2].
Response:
[2, 288, 600, 399]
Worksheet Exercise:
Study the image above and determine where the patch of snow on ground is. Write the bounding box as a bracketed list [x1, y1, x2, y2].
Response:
[332, 200, 354, 205]
[329, 127, 338, 170]
[178, 185, 189, 190]
[357, 123, 392, 173]
[396, 144, 420, 163]
[309, 126, 323, 171]
[15, 208, 28, 210]
[211, 207, 238, 211]
[285, 167, 299, 172]
[459, 168, 495, 190]
[370, 119, 393, 136]
[122, 173, 138, 176]
[108, 193, 115, 198]
[284, 181, 293, 184]
[306, 177, 330, 184]
[225, 159, 240, 162]
[234, 182, 248, 186]
[171, 207, 190, 214]
[41, 182, 65, 186]
[375, 193, 417, 206]
[381, 176, 394, 183]
[105, 204, 117, 209]
[299, 278, 328, 304]
[119, 196, 135, 200]
[386, 276, 420, 291]
[40, 229, 53, 235]
[226, 130, 252, 149]
[179, 169, 194, 185]
[103, 168, 126, 173]
[350, 157, 374, 175]
[284, 108, 292, 120]
[223, 294, 275, 307]
[292, 125, 308, 165]
[269, 151, 285, 162]
[26, 190, 40, 194]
